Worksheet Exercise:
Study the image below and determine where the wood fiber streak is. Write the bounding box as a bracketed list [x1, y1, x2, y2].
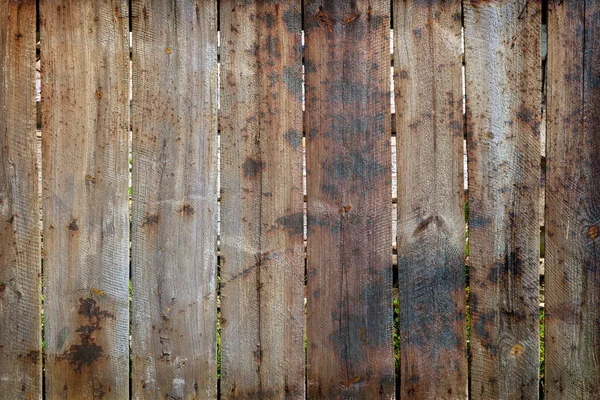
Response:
[304, 1, 394, 398]
[394, 1, 467, 398]
[131, 1, 218, 399]
[0, 1, 41, 398]
[545, 1, 600, 398]
[220, 1, 304, 399]
[40, 0, 130, 398]
[464, 1, 542, 398]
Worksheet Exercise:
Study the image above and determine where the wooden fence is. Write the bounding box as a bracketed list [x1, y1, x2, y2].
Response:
[0, 0, 598, 399]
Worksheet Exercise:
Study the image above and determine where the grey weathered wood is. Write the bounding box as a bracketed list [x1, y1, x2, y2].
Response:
[545, 1, 600, 397]
[41, 0, 130, 398]
[131, 1, 218, 398]
[219, 1, 305, 398]
[464, 1, 541, 398]
[394, 1, 468, 398]
[0, 1, 41, 398]
[304, 1, 395, 398]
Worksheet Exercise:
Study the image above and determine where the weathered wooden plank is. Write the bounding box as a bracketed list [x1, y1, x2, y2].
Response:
[545, 1, 600, 397]
[131, 1, 218, 398]
[393, 1, 467, 398]
[304, 1, 394, 398]
[0, 1, 41, 398]
[464, 1, 541, 398]
[40, 0, 130, 398]
[219, 1, 304, 398]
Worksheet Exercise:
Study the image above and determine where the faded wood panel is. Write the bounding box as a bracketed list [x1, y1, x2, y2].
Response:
[545, 1, 600, 397]
[40, 0, 130, 398]
[393, 1, 467, 398]
[0, 1, 41, 398]
[464, 1, 541, 398]
[220, 1, 304, 398]
[304, 1, 394, 398]
[131, 1, 218, 398]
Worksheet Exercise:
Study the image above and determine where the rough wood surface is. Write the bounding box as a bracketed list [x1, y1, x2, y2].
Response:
[0, 1, 41, 398]
[304, 1, 394, 398]
[393, 1, 467, 398]
[545, 1, 600, 397]
[40, 0, 130, 398]
[219, 1, 304, 398]
[131, 1, 218, 398]
[464, 1, 541, 398]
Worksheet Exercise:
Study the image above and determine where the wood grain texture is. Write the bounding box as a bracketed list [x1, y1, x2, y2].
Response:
[545, 1, 600, 397]
[40, 0, 130, 398]
[0, 1, 41, 398]
[393, 1, 467, 398]
[131, 1, 218, 398]
[464, 1, 541, 398]
[304, 1, 394, 398]
[219, 1, 304, 398]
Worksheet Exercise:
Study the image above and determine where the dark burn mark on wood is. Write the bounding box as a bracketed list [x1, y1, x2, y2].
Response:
[178, 204, 195, 217]
[413, 215, 446, 236]
[284, 129, 302, 149]
[7, 215, 14, 224]
[18, 350, 40, 363]
[262, 12, 275, 28]
[264, 35, 281, 58]
[78, 297, 113, 319]
[516, 107, 533, 123]
[68, 218, 79, 231]
[473, 310, 497, 356]
[323, 152, 384, 181]
[58, 298, 114, 372]
[282, 67, 302, 100]
[283, 8, 301, 32]
[242, 157, 265, 178]
[321, 183, 340, 198]
[276, 213, 303, 236]
[142, 214, 159, 226]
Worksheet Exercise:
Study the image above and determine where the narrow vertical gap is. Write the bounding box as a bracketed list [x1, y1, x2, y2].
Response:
[460, 1, 471, 399]
[389, 3, 400, 397]
[216, 1, 222, 397]
[36, 0, 45, 398]
[539, 1, 548, 397]
[300, 4, 308, 393]
[128, 0, 133, 398]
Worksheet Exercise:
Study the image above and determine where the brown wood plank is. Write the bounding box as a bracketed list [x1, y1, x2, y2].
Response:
[0, 1, 41, 398]
[219, 1, 304, 398]
[304, 1, 394, 398]
[464, 1, 541, 398]
[545, 1, 600, 397]
[393, 1, 467, 398]
[131, 1, 218, 398]
[40, 0, 130, 398]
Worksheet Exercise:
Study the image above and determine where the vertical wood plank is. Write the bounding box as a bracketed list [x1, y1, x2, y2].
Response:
[220, 1, 304, 398]
[0, 1, 41, 398]
[393, 1, 467, 398]
[131, 1, 218, 398]
[41, 0, 130, 398]
[545, 1, 600, 397]
[304, 1, 394, 398]
[464, 1, 541, 398]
